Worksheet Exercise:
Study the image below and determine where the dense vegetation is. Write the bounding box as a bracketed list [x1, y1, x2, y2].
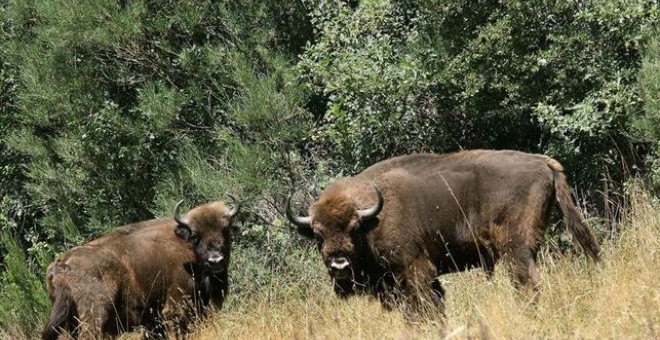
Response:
[0, 0, 658, 337]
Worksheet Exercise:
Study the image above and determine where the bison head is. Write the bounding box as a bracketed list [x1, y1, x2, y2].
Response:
[286, 186, 383, 281]
[173, 195, 240, 274]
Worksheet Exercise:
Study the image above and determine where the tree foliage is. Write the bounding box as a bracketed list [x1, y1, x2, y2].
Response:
[0, 0, 658, 336]
[299, 0, 438, 173]
[300, 0, 658, 196]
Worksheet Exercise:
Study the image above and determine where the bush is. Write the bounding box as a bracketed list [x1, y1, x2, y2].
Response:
[299, 0, 658, 214]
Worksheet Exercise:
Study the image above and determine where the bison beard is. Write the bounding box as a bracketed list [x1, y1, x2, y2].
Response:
[42, 197, 239, 340]
[287, 150, 600, 316]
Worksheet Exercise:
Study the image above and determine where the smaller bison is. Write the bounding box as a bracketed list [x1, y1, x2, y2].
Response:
[287, 150, 600, 315]
[42, 196, 239, 339]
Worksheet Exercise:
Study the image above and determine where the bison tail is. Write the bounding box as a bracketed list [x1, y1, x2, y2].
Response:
[548, 158, 601, 262]
[42, 287, 77, 340]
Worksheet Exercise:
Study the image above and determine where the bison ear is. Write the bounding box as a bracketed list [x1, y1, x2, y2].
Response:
[175, 223, 192, 241]
[296, 225, 315, 239]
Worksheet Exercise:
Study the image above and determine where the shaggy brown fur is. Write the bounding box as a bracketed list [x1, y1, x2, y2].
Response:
[287, 150, 600, 314]
[42, 200, 238, 340]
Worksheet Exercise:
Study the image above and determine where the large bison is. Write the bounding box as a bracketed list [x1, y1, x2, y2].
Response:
[42, 196, 239, 339]
[287, 150, 600, 314]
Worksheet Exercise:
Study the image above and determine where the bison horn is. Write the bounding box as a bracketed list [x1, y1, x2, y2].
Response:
[285, 196, 312, 227]
[226, 193, 240, 218]
[357, 186, 384, 220]
[173, 199, 185, 225]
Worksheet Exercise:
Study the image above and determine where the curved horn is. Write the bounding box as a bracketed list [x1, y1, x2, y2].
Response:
[173, 199, 185, 225]
[225, 193, 241, 218]
[357, 186, 384, 220]
[285, 195, 312, 227]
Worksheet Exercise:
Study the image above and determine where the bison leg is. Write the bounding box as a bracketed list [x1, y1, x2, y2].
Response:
[333, 278, 355, 298]
[491, 217, 544, 296]
[399, 258, 444, 317]
[500, 243, 541, 297]
[75, 302, 111, 339]
[429, 279, 445, 314]
[157, 287, 199, 339]
[518, 248, 541, 294]
[70, 277, 120, 339]
[481, 245, 498, 280]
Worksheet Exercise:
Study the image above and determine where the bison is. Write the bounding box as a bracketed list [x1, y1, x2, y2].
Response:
[287, 150, 600, 314]
[42, 196, 239, 339]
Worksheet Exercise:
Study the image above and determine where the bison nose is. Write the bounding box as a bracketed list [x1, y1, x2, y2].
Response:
[207, 253, 224, 264]
[330, 257, 350, 270]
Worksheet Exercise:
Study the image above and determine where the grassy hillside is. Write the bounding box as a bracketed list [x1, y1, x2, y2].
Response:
[173, 189, 659, 340]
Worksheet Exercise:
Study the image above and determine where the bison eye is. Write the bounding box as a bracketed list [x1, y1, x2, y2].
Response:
[189, 233, 200, 245]
[175, 224, 191, 240]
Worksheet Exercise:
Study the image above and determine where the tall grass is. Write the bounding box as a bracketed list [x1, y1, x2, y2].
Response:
[177, 189, 659, 340]
[0, 233, 50, 339]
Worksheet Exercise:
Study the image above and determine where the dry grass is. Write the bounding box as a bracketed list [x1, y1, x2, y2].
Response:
[124, 191, 660, 340]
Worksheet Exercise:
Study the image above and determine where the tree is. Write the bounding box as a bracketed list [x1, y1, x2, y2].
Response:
[299, 0, 658, 213]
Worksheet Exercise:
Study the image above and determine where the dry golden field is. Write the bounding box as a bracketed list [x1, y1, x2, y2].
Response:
[123, 190, 659, 340]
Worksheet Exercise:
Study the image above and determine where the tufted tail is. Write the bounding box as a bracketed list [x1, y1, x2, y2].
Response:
[547, 158, 601, 261]
[42, 287, 77, 340]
